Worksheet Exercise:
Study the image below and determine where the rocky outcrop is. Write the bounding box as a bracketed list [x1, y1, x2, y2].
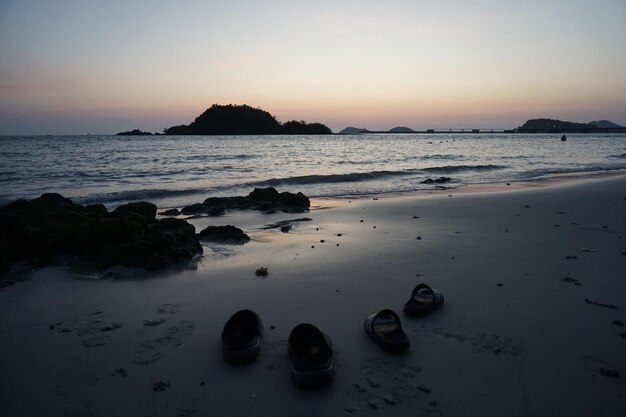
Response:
[0, 193, 202, 275]
[181, 187, 310, 216]
[197, 225, 250, 244]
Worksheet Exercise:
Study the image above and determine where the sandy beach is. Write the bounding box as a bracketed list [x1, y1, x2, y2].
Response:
[1, 174, 625, 417]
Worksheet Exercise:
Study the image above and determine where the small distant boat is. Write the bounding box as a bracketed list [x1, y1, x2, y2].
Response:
[561, 134, 567, 141]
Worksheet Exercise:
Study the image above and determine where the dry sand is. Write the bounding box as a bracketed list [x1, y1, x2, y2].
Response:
[1, 174, 625, 416]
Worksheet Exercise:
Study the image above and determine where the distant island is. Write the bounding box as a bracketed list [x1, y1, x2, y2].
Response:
[120, 112, 625, 137]
[163, 104, 332, 135]
[116, 129, 156, 136]
[388, 126, 416, 133]
[339, 127, 370, 135]
[337, 119, 625, 135]
[338, 126, 415, 134]
[517, 118, 625, 133]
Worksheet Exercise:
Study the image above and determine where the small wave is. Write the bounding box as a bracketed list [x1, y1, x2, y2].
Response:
[608, 153, 626, 159]
[522, 164, 626, 179]
[73, 187, 211, 205]
[421, 164, 507, 174]
[335, 159, 377, 165]
[257, 169, 419, 187]
[184, 153, 257, 162]
[420, 154, 464, 160]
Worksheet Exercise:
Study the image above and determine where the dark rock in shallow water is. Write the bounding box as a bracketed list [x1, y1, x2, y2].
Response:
[159, 208, 180, 216]
[207, 206, 226, 216]
[197, 225, 250, 244]
[180, 203, 207, 215]
[181, 187, 310, 216]
[255, 266, 268, 276]
[0, 194, 202, 274]
[421, 177, 452, 184]
[262, 217, 313, 230]
[277, 191, 309, 208]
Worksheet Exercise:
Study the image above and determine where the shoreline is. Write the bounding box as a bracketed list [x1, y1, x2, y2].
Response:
[1, 174, 625, 416]
[310, 169, 626, 206]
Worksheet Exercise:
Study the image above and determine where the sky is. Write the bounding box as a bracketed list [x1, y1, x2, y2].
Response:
[1, 0, 625, 134]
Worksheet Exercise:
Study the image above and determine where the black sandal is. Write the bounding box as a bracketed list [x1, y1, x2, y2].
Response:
[364, 309, 410, 353]
[288, 323, 334, 387]
[403, 283, 444, 317]
[221, 309, 263, 363]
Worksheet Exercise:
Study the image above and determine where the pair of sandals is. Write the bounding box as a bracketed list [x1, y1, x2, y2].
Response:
[221, 283, 443, 387]
[364, 284, 444, 353]
[221, 311, 333, 388]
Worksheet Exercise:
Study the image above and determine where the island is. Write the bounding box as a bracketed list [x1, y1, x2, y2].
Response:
[115, 129, 155, 136]
[517, 118, 626, 133]
[336, 119, 626, 134]
[163, 104, 332, 135]
[388, 126, 416, 133]
[338, 127, 370, 135]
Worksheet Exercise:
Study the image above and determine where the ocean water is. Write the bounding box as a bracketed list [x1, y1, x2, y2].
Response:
[1, 134, 625, 209]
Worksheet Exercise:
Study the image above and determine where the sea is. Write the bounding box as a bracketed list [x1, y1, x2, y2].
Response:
[1, 133, 625, 209]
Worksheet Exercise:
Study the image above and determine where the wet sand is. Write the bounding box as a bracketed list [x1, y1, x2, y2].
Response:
[1, 174, 625, 416]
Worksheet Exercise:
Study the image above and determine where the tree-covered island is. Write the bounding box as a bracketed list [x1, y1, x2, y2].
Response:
[164, 104, 332, 135]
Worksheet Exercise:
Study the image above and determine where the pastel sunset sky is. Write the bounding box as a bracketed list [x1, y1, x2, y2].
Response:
[1, 0, 625, 134]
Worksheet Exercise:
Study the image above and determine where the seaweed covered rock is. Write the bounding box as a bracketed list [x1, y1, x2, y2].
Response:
[181, 187, 310, 216]
[198, 225, 250, 244]
[0, 193, 202, 275]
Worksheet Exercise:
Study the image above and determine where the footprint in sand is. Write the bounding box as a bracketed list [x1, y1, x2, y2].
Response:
[142, 318, 167, 327]
[345, 358, 438, 413]
[82, 336, 110, 348]
[140, 304, 181, 328]
[54, 311, 123, 336]
[133, 320, 195, 365]
[156, 303, 181, 315]
[53, 311, 123, 348]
